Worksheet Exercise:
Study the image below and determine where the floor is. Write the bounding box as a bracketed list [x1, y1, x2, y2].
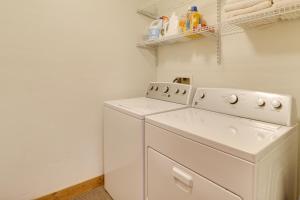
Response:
[73, 187, 112, 200]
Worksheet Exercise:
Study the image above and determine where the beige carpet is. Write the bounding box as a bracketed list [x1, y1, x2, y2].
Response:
[73, 187, 113, 200]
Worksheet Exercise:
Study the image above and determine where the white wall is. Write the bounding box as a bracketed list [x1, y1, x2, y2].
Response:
[0, 0, 155, 199]
[156, 18, 300, 195]
[1, 0, 299, 199]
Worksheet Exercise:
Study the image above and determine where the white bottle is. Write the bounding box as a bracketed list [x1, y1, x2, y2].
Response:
[165, 12, 179, 37]
[148, 19, 163, 40]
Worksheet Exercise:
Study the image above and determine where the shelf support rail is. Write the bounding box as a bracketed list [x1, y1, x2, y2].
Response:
[217, 0, 222, 65]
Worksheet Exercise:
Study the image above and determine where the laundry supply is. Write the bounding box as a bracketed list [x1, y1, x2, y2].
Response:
[165, 12, 179, 36]
[190, 6, 202, 31]
[160, 16, 169, 38]
[184, 6, 203, 39]
[185, 7, 192, 31]
[179, 15, 186, 33]
[148, 19, 162, 40]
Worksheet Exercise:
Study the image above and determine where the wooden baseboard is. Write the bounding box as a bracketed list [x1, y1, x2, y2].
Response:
[35, 175, 104, 200]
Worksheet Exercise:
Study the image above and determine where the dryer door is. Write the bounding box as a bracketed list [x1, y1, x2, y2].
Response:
[147, 148, 242, 200]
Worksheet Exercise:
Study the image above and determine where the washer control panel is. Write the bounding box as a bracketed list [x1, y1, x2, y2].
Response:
[192, 88, 296, 126]
[146, 82, 193, 105]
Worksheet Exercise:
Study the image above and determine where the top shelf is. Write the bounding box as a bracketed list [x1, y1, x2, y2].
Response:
[137, 8, 157, 20]
[225, 2, 300, 28]
[137, 0, 216, 19]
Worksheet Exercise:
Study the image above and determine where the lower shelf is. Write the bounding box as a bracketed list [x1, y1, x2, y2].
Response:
[137, 26, 217, 48]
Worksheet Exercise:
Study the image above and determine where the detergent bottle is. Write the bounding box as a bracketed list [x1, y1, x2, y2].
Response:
[160, 16, 169, 38]
[179, 15, 186, 33]
[165, 12, 179, 37]
[148, 19, 163, 40]
[185, 7, 192, 32]
[190, 6, 202, 31]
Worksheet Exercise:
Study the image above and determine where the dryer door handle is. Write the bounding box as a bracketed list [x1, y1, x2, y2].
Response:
[172, 167, 193, 187]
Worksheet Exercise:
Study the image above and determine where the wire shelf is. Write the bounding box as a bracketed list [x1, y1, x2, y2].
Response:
[225, 3, 300, 28]
[137, 0, 217, 19]
[137, 26, 217, 48]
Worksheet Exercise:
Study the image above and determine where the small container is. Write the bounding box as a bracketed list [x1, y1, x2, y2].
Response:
[148, 19, 163, 40]
[190, 6, 202, 31]
[179, 15, 186, 33]
[185, 7, 192, 31]
[165, 13, 179, 36]
[160, 16, 169, 38]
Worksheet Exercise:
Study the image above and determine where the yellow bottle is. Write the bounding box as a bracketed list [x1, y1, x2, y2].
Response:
[187, 6, 202, 39]
[179, 16, 186, 33]
[190, 6, 201, 31]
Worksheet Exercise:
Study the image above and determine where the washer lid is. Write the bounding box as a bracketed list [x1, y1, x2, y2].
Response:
[146, 108, 295, 163]
[104, 97, 189, 119]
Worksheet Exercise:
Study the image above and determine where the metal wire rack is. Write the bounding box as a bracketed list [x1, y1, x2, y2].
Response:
[137, 1, 300, 65]
[137, 0, 222, 64]
[137, 0, 215, 19]
[137, 26, 217, 48]
[224, 3, 300, 29]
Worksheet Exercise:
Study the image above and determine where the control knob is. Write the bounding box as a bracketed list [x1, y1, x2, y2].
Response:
[271, 100, 282, 109]
[228, 94, 238, 104]
[163, 87, 169, 93]
[257, 98, 266, 107]
[199, 92, 205, 99]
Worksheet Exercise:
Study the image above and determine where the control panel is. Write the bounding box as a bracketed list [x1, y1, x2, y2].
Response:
[192, 88, 297, 126]
[146, 82, 193, 105]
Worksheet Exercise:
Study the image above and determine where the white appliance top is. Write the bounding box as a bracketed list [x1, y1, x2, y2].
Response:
[193, 88, 297, 126]
[146, 88, 297, 163]
[105, 97, 189, 119]
[104, 82, 193, 119]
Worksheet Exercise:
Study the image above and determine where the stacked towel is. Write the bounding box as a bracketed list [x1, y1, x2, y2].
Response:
[224, 0, 273, 19]
[273, 0, 300, 7]
[272, 0, 300, 20]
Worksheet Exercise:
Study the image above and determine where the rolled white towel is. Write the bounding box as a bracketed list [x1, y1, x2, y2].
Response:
[226, 0, 247, 5]
[227, 7, 275, 21]
[273, 0, 300, 7]
[226, 1, 272, 18]
[273, 0, 300, 4]
[224, 0, 269, 12]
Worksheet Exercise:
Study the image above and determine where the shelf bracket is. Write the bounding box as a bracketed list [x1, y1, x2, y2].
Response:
[137, 9, 157, 20]
[217, 0, 222, 65]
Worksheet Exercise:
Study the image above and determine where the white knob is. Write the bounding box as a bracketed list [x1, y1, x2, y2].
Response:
[257, 98, 265, 107]
[163, 87, 169, 93]
[199, 92, 205, 99]
[272, 100, 282, 109]
[228, 94, 238, 104]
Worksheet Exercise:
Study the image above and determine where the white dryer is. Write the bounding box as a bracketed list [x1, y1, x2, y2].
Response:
[145, 88, 298, 200]
[103, 82, 193, 200]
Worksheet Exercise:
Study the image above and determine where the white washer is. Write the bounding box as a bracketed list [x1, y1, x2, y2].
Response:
[145, 88, 298, 200]
[103, 82, 193, 200]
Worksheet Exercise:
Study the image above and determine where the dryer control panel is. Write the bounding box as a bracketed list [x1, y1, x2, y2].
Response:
[192, 88, 297, 126]
[146, 82, 193, 105]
